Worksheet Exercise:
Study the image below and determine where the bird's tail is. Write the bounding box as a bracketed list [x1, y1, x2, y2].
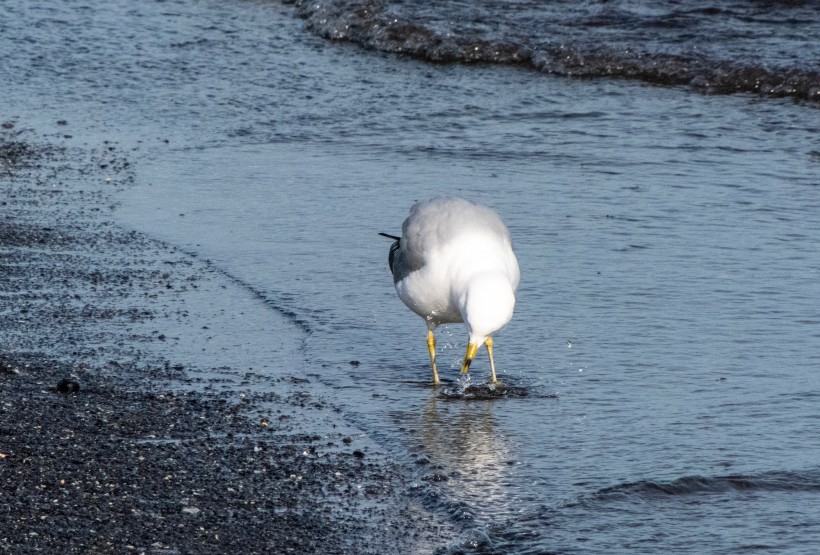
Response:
[378, 233, 401, 274]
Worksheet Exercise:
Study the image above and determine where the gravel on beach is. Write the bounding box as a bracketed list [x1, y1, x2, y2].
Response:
[0, 126, 452, 554]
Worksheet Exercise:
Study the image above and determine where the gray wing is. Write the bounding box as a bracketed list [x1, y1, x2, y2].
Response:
[388, 239, 421, 284]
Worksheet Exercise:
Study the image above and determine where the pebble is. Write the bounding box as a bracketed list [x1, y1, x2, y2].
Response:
[56, 379, 80, 394]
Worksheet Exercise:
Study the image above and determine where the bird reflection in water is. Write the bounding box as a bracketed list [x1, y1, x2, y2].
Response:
[412, 394, 514, 515]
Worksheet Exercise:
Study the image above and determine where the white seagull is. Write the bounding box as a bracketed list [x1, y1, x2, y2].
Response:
[380, 197, 520, 385]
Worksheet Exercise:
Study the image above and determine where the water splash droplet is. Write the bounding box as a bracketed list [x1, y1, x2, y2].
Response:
[456, 372, 472, 392]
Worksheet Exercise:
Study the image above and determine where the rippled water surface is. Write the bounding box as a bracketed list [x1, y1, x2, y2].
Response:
[4, 0, 820, 552]
[295, 0, 820, 102]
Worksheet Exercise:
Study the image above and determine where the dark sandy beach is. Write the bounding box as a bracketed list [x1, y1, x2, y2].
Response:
[0, 127, 452, 554]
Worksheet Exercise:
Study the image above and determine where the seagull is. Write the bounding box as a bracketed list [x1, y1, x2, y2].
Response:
[380, 197, 520, 385]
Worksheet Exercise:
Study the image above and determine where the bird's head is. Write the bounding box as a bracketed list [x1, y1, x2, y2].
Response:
[459, 272, 516, 345]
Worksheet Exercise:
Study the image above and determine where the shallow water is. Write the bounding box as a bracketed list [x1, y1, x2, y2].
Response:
[4, 0, 820, 552]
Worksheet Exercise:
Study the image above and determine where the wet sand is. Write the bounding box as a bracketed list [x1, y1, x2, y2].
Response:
[0, 127, 452, 554]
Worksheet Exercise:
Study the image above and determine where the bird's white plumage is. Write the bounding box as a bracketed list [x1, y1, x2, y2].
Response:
[391, 197, 520, 348]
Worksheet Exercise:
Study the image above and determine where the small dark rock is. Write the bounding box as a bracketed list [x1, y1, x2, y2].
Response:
[56, 379, 80, 394]
[56, 120, 68, 126]
[352, 450, 365, 459]
[342, 437, 352, 445]
[348, 360, 360, 367]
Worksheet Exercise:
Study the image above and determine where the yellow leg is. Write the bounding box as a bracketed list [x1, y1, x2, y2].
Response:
[460, 342, 479, 375]
[485, 337, 498, 384]
[426, 330, 440, 385]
